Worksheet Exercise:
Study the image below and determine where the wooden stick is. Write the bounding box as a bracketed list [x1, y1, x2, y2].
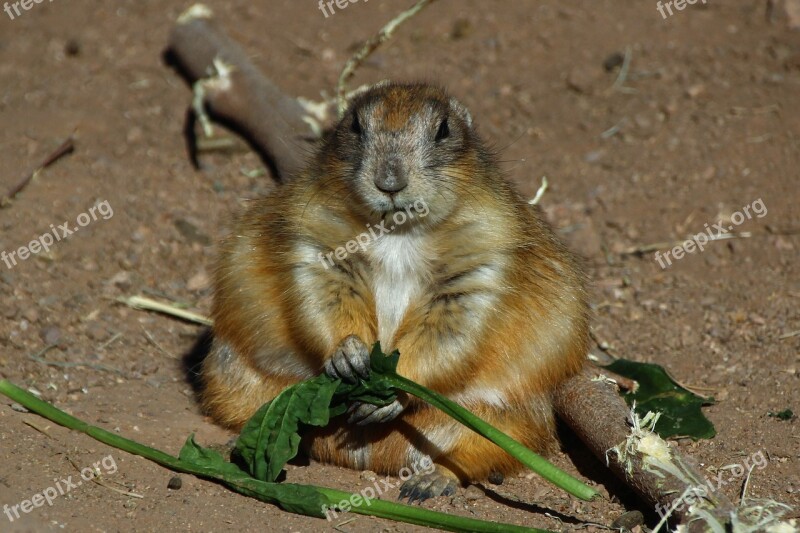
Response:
[166, 4, 310, 182]
[553, 370, 736, 530]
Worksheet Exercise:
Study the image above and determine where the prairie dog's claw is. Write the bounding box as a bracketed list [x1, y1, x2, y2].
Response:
[399, 469, 458, 503]
[325, 336, 402, 424]
[347, 399, 404, 425]
[324, 334, 370, 384]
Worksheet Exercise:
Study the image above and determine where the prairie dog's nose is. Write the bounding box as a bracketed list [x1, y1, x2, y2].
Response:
[374, 156, 408, 194]
[375, 173, 408, 194]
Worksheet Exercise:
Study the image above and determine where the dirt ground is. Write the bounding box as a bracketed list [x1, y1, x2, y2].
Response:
[0, 1, 798, 531]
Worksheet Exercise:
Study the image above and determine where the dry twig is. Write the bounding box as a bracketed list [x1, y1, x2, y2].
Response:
[336, 0, 440, 116]
[66, 456, 144, 499]
[118, 295, 212, 326]
[2, 135, 75, 207]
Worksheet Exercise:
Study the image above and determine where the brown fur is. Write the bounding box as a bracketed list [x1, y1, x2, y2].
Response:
[200, 82, 589, 483]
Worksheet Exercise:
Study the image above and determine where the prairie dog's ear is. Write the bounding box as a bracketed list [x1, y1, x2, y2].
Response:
[449, 97, 473, 128]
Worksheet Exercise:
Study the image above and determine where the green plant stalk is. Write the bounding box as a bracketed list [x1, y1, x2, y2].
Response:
[314, 486, 544, 532]
[387, 373, 599, 502]
[0, 380, 185, 470]
[0, 380, 549, 533]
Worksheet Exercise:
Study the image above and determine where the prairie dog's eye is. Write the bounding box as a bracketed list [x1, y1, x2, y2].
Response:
[435, 117, 450, 142]
[351, 113, 362, 136]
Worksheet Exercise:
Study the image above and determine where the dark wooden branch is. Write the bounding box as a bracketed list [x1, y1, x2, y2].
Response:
[166, 5, 309, 182]
[554, 370, 736, 530]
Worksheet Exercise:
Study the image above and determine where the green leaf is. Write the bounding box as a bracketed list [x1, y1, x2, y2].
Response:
[179, 434, 251, 480]
[331, 370, 396, 409]
[261, 483, 331, 517]
[180, 434, 331, 517]
[369, 341, 400, 373]
[768, 409, 795, 421]
[235, 374, 341, 481]
[235, 343, 404, 485]
[605, 359, 715, 440]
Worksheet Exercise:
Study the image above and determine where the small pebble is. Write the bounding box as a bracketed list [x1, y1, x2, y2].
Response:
[487, 471, 504, 485]
[603, 51, 625, 72]
[65, 39, 80, 56]
[451, 18, 473, 40]
[186, 270, 210, 292]
[38, 295, 58, 308]
[464, 485, 483, 501]
[40, 325, 62, 345]
[85, 322, 109, 342]
[174, 218, 210, 245]
[11, 403, 29, 413]
[686, 83, 706, 99]
[126, 127, 143, 144]
[359, 470, 378, 482]
[321, 48, 335, 62]
[611, 510, 644, 531]
[566, 65, 599, 94]
[2, 298, 18, 319]
[108, 271, 132, 290]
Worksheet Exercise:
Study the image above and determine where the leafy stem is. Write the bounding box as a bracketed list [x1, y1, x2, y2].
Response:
[0, 379, 549, 532]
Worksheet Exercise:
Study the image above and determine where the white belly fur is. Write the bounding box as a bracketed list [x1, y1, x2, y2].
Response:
[368, 230, 429, 349]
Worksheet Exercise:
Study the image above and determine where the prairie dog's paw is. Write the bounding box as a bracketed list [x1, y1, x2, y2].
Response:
[347, 399, 403, 425]
[324, 335, 370, 384]
[398, 467, 458, 504]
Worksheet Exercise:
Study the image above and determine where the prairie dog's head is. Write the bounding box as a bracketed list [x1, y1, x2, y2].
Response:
[322, 82, 483, 226]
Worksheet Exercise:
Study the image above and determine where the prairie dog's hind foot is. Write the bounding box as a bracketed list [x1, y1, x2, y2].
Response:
[399, 465, 459, 504]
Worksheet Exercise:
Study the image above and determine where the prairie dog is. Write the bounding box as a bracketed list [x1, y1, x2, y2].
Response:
[200, 82, 589, 499]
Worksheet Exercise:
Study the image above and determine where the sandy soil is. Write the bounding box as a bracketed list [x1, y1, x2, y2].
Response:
[0, 1, 798, 531]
